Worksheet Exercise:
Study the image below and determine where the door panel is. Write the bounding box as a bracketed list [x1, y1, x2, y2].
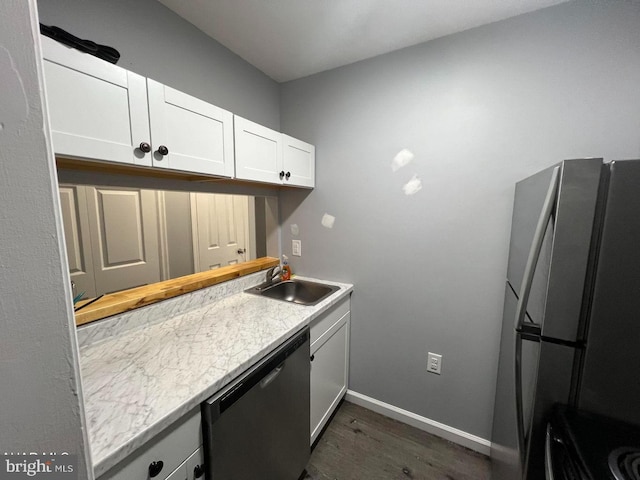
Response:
[579, 160, 640, 426]
[506, 159, 602, 341]
[491, 285, 533, 480]
[310, 319, 349, 445]
[86, 187, 160, 294]
[282, 135, 315, 188]
[58, 185, 97, 299]
[507, 165, 557, 297]
[147, 80, 234, 177]
[523, 341, 575, 480]
[42, 37, 151, 166]
[234, 116, 282, 184]
[192, 194, 249, 271]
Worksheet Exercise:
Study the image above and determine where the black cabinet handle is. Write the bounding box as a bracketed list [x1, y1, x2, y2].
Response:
[194, 464, 205, 478]
[285, 171, 291, 180]
[139, 142, 151, 153]
[310, 355, 315, 362]
[157, 145, 169, 156]
[148, 460, 163, 478]
[279, 171, 285, 179]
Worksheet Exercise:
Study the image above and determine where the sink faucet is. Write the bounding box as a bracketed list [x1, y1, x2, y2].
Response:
[264, 265, 282, 287]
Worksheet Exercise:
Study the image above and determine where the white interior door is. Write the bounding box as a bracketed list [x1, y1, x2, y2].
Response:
[191, 193, 250, 271]
[85, 187, 161, 294]
[147, 79, 234, 177]
[58, 185, 97, 299]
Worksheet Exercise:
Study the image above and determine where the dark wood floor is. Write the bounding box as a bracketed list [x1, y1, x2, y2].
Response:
[304, 401, 490, 480]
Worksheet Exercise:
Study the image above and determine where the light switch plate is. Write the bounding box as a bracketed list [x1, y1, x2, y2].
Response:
[292, 240, 302, 257]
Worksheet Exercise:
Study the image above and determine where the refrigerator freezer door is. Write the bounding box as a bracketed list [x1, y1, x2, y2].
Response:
[506, 159, 603, 342]
[579, 160, 640, 426]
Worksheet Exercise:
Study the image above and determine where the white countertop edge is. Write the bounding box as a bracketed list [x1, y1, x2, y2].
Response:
[91, 278, 353, 477]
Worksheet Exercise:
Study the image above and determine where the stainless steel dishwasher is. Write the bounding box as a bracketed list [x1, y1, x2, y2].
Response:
[201, 327, 310, 480]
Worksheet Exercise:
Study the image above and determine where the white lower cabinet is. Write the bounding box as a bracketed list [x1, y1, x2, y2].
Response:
[164, 447, 205, 480]
[98, 408, 202, 480]
[310, 296, 351, 444]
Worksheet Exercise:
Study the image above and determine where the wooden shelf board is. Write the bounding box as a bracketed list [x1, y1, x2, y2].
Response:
[75, 257, 279, 326]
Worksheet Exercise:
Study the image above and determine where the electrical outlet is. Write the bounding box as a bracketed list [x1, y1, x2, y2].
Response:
[427, 352, 442, 375]
[292, 240, 302, 257]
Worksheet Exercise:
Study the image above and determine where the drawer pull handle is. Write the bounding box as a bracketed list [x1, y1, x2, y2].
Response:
[148, 460, 163, 478]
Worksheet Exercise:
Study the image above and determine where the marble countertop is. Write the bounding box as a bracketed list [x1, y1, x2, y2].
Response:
[79, 276, 353, 477]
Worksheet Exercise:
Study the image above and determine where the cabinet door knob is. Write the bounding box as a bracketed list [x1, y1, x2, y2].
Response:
[148, 460, 163, 478]
[139, 142, 151, 153]
[194, 464, 205, 478]
[279, 171, 285, 179]
[237, 248, 246, 254]
[310, 354, 315, 362]
[157, 145, 169, 156]
[285, 171, 291, 180]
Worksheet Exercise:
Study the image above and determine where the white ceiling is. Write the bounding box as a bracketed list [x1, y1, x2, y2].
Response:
[158, 0, 568, 83]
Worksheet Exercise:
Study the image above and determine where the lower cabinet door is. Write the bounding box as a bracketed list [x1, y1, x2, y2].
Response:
[164, 463, 187, 480]
[310, 317, 349, 444]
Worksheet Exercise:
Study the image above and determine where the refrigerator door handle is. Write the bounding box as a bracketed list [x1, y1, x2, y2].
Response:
[515, 333, 527, 467]
[513, 166, 560, 331]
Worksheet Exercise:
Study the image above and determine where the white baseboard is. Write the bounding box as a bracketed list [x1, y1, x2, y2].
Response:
[344, 390, 491, 456]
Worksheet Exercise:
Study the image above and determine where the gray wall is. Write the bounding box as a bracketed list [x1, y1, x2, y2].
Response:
[0, 1, 92, 476]
[280, 0, 640, 439]
[37, 0, 280, 130]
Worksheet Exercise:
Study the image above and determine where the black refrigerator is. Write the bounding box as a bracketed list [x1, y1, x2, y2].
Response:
[490, 158, 640, 480]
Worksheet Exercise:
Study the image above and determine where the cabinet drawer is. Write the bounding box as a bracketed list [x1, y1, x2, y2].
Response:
[310, 296, 350, 346]
[98, 408, 201, 480]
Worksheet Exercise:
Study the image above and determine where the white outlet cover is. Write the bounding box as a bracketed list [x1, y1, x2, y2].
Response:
[292, 239, 302, 257]
[427, 352, 442, 375]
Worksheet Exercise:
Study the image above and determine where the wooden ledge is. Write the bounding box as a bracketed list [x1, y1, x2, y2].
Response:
[75, 257, 279, 326]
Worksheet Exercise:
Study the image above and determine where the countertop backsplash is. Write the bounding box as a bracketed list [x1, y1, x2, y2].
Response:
[76, 271, 266, 349]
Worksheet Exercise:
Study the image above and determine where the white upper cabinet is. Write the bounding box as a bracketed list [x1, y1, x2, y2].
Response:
[147, 80, 234, 177]
[235, 116, 315, 188]
[41, 36, 313, 187]
[282, 134, 315, 188]
[234, 116, 283, 184]
[42, 36, 152, 166]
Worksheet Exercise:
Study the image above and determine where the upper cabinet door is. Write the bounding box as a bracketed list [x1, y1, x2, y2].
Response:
[282, 134, 315, 188]
[41, 36, 152, 166]
[234, 116, 283, 184]
[147, 80, 234, 177]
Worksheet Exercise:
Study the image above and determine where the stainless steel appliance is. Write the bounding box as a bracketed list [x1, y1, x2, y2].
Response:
[546, 405, 640, 480]
[491, 159, 640, 479]
[201, 328, 310, 480]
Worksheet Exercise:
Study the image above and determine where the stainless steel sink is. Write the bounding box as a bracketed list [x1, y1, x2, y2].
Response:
[245, 279, 340, 306]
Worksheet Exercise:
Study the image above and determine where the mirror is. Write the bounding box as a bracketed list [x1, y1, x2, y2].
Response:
[58, 183, 278, 301]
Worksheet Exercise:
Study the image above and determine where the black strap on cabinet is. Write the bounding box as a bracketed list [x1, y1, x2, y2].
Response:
[40, 24, 120, 64]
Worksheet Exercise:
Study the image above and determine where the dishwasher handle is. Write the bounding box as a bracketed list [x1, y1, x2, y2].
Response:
[204, 328, 309, 419]
[260, 363, 284, 389]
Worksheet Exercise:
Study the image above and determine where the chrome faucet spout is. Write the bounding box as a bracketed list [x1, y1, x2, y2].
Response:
[265, 265, 282, 286]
